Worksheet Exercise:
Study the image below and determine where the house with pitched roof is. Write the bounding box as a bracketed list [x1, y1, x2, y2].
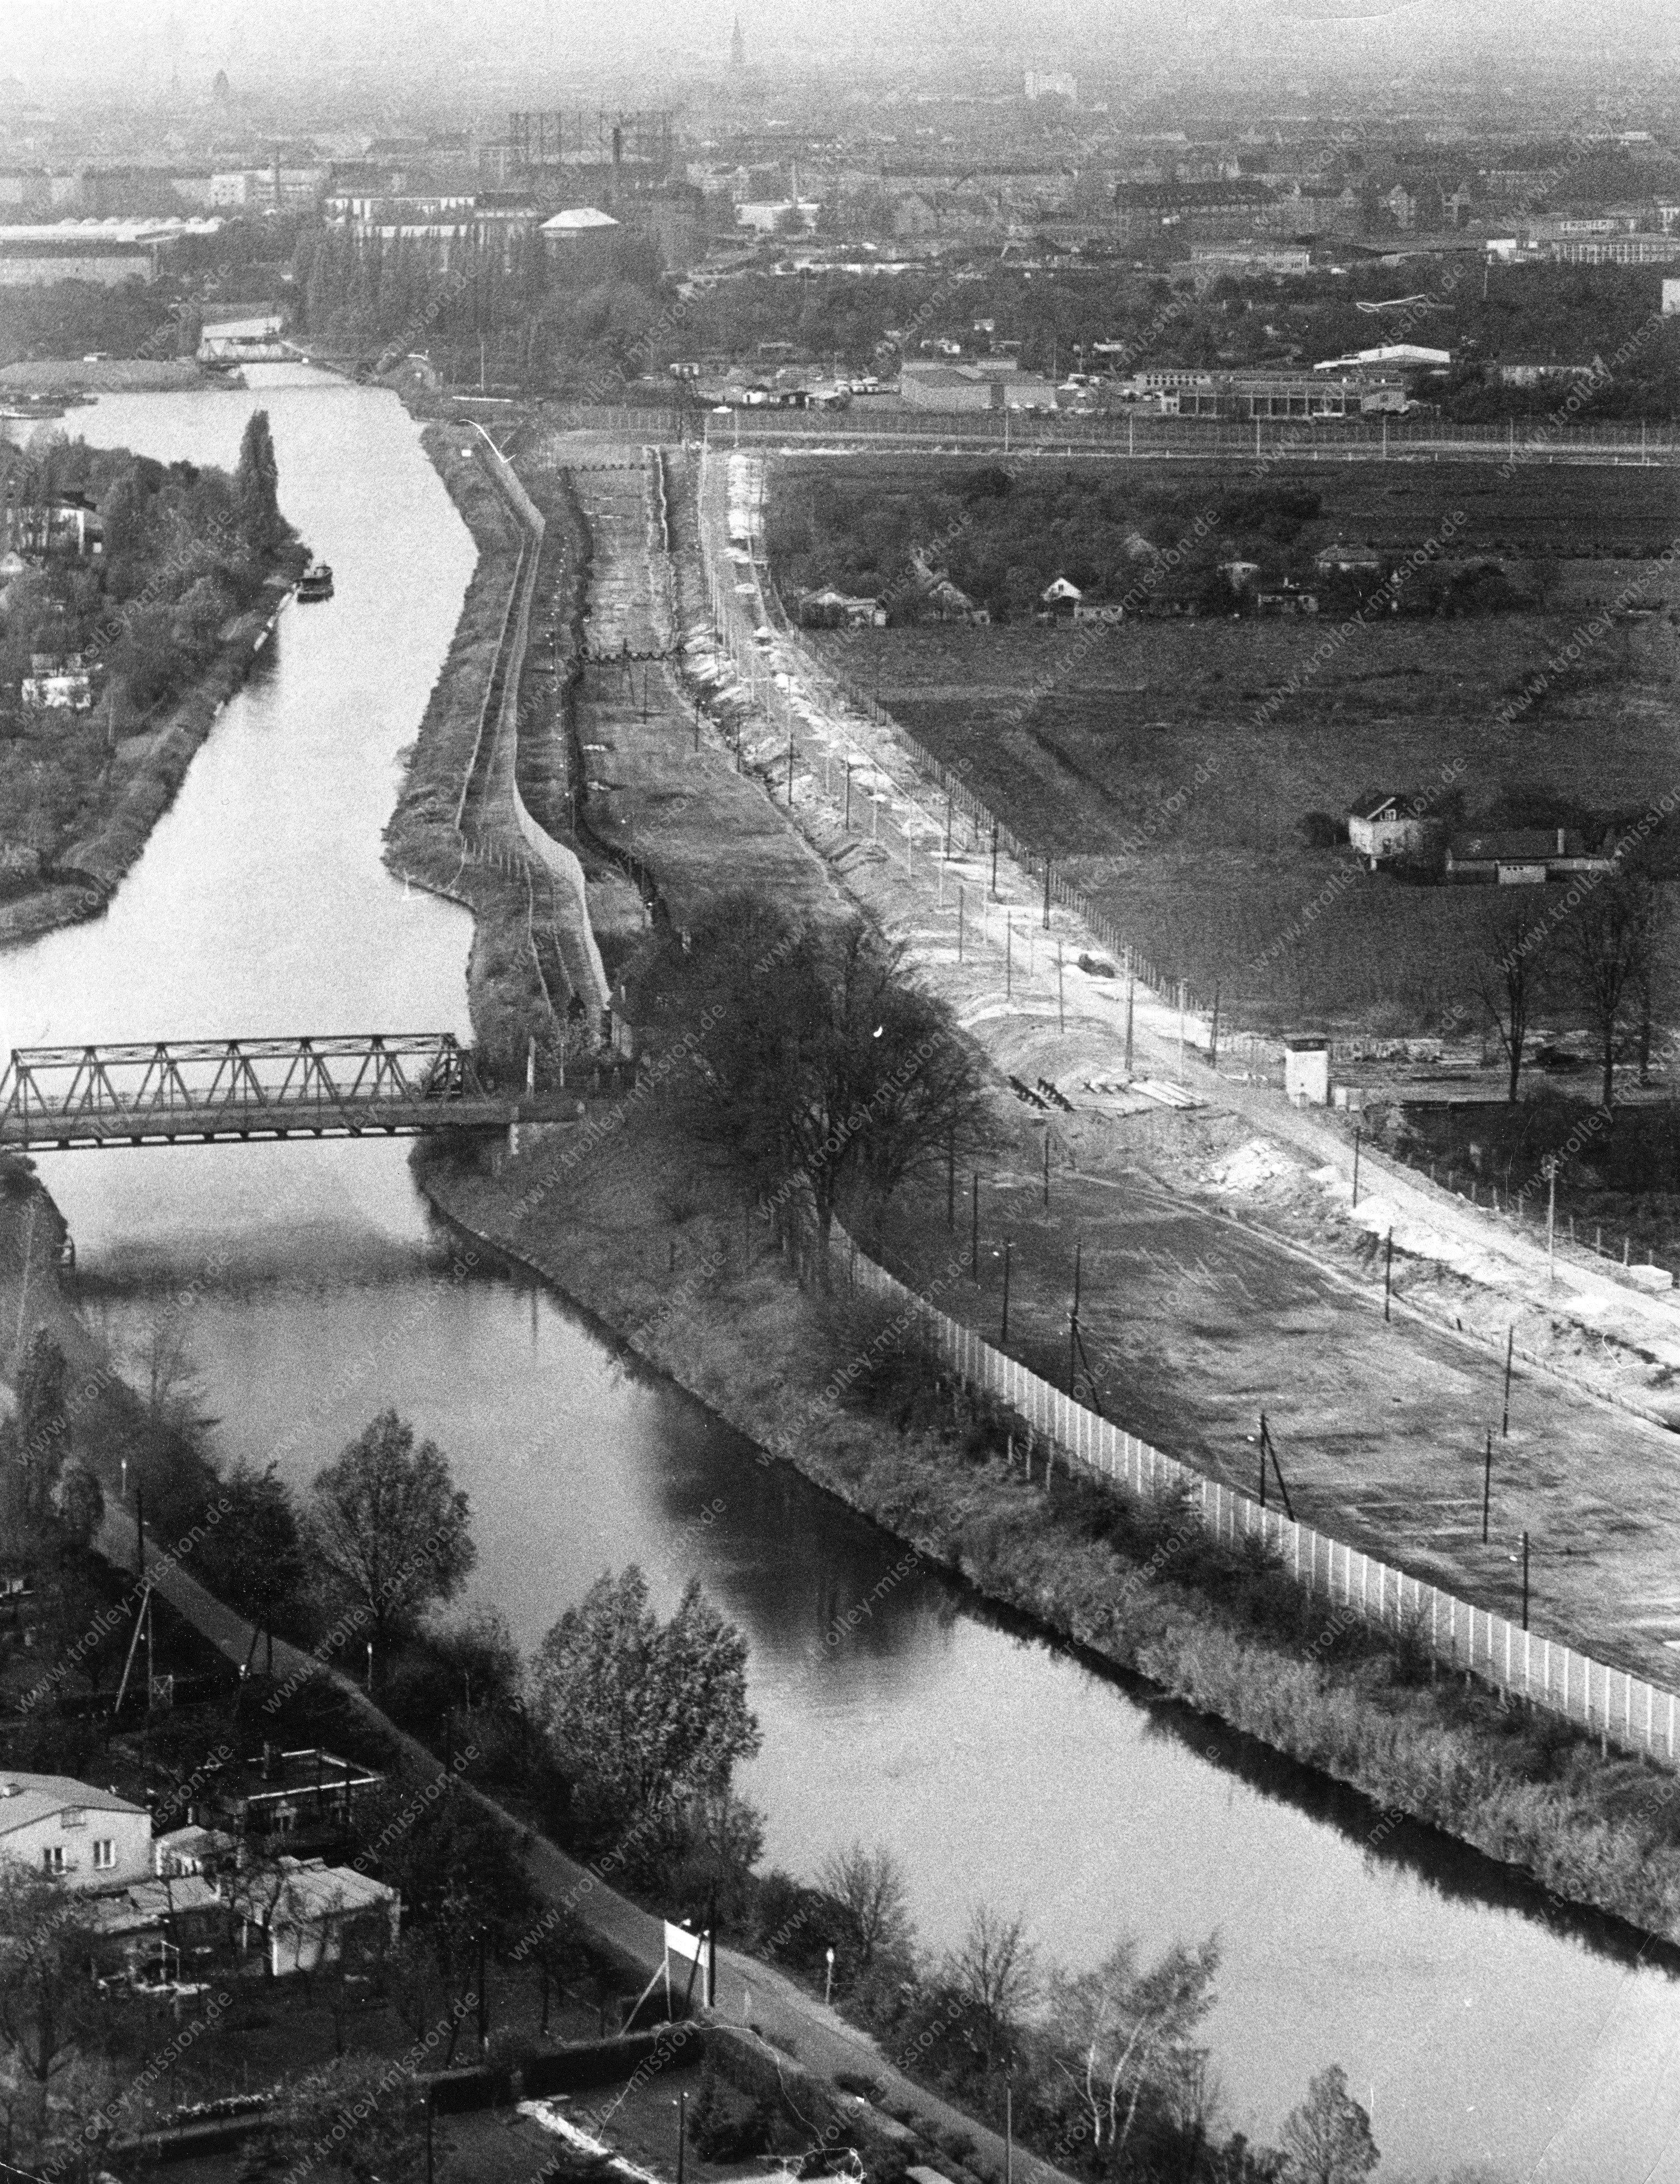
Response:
[0, 1772, 151, 1889]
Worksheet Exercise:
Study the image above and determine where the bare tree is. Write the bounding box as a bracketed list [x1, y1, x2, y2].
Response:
[947, 1905, 1038, 2075]
[817, 1841, 915, 1972]
[1476, 896, 1547, 1104]
[1045, 1935, 1220, 2168]
[1561, 871, 1667, 1112]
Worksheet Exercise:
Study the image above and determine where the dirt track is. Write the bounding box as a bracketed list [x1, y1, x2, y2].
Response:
[527, 421, 1680, 1702]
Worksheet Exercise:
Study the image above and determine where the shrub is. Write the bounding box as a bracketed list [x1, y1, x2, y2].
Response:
[687, 2063, 774, 2161]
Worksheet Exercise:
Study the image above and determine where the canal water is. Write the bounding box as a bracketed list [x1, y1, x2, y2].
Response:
[6, 369, 1680, 2178]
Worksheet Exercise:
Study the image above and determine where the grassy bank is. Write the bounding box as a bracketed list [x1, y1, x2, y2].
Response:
[413, 1098, 1680, 1951]
[382, 422, 562, 1081]
[0, 559, 302, 950]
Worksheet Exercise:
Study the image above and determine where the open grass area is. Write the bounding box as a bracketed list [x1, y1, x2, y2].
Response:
[780, 456, 1680, 1034]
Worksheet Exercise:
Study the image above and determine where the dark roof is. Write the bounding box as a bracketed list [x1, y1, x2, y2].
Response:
[1449, 829, 1582, 861]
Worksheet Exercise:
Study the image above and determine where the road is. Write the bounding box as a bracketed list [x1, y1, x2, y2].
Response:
[94, 1499, 1074, 2184]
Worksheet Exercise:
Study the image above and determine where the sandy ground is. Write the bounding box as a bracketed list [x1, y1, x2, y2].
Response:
[524, 421, 1680, 1701]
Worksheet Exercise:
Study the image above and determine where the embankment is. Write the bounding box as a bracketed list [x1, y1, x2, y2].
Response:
[0, 558, 304, 950]
[382, 423, 567, 1079]
[413, 1095, 1680, 1956]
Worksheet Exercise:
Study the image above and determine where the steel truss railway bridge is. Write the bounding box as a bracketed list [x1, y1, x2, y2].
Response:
[0, 1035, 575, 1151]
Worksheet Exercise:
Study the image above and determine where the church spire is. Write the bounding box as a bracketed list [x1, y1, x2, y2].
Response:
[730, 12, 745, 68]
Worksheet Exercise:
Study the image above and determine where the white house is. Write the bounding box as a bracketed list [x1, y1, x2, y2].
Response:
[232, 1855, 400, 1977]
[1348, 793, 1429, 867]
[0, 1774, 151, 1889]
[1038, 576, 1082, 619]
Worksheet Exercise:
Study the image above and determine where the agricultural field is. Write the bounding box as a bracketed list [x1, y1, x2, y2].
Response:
[778, 456, 1680, 1033]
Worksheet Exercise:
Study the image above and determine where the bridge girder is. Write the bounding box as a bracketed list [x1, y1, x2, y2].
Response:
[0, 1034, 506, 1149]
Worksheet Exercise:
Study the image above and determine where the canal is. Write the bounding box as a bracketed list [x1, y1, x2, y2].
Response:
[5, 368, 1680, 2178]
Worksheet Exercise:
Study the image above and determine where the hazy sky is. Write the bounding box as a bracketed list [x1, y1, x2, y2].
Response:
[4, 0, 1677, 109]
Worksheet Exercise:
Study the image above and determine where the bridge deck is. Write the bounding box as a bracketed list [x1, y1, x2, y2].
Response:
[0, 1035, 584, 1150]
[0, 1094, 583, 1150]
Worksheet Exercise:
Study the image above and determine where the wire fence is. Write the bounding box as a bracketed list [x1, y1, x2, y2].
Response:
[689, 440, 1680, 1767]
[814, 1203, 1680, 1768]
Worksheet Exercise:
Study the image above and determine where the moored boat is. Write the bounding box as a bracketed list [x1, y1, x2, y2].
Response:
[296, 561, 334, 601]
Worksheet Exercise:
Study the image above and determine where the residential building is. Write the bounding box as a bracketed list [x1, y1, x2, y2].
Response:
[1445, 828, 1616, 885]
[1315, 542, 1383, 576]
[231, 1856, 400, 1977]
[6, 498, 103, 560]
[1038, 576, 1082, 619]
[1254, 581, 1319, 615]
[1348, 792, 1431, 868]
[87, 1875, 226, 1986]
[207, 1745, 384, 1841]
[22, 652, 95, 710]
[0, 1774, 151, 1888]
[796, 587, 885, 629]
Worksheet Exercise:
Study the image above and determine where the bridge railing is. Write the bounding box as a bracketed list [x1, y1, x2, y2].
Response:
[0, 1035, 491, 1142]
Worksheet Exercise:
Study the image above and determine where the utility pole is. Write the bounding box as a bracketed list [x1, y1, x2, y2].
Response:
[1124, 977, 1135, 1077]
[787, 730, 795, 806]
[1502, 1326, 1514, 1438]
[1001, 1238, 1012, 1346]
[1352, 1124, 1361, 1210]
[677, 2093, 687, 2184]
[958, 884, 965, 962]
[1546, 1158, 1556, 1282]
[971, 1174, 979, 1281]
[991, 817, 1000, 898]
[947, 1130, 956, 1227]
[1383, 1229, 1393, 1320]
[1042, 1131, 1050, 1208]
[1043, 858, 1052, 929]
[1482, 1429, 1492, 1544]
[1069, 1239, 1082, 1395]
[1005, 917, 1012, 1000]
[1057, 942, 1065, 1034]
[1209, 982, 1220, 1074]
[1521, 1530, 1530, 1631]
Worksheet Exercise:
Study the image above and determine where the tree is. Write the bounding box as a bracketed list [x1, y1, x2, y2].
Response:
[1045, 1935, 1220, 2167]
[50, 1463, 103, 1550]
[306, 1411, 477, 1650]
[817, 1841, 915, 1976]
[15, 1328, 69, 1513]
[679, 895, 994, 1264]
[1476, 896, 1547, 1104]
[234, 408, 282, 553]
[533, 1567, 761, 1853]
[0, 1866, 100, 2153]
[1561, 870, 1667, 1111]
[201, 1462, 305, 1672]
[947, 1904, 1038, 2076]
[1280, 2064, 1378, 2184]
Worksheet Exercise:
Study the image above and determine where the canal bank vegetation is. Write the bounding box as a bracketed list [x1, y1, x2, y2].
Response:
[407, 888, 1680, 1972]
[382, 420, 575, 1084]
[0, 415, 306, 946]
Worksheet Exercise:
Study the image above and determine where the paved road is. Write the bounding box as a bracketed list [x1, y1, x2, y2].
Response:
[94, 1500, 1071, 2184]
